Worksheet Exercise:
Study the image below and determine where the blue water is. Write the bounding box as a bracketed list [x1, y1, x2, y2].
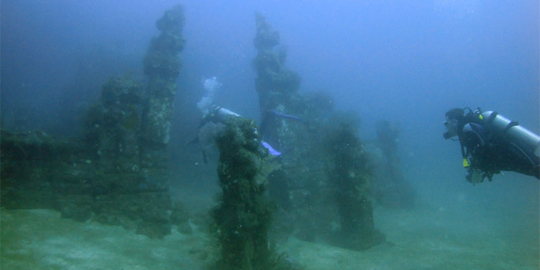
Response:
[1, 1, 538, 269]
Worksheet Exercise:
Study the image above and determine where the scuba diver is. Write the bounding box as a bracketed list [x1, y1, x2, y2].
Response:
[189, 105, 301, 163]
[443, 107, 540, 183]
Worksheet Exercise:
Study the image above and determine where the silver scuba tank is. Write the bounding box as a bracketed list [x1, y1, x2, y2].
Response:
[481, 111, 540, 158]
[215, 107, 241, 120]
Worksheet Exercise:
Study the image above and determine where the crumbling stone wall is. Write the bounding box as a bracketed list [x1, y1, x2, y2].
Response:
[0, 131, 86, 211]
[91, 76, 143, 173]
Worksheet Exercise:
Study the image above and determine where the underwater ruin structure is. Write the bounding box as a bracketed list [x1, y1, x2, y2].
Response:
[1, 131, 87, 211]
[88, 76, 143, 173]
[211, 117, 276, 270]
[141, 4, 186, 169]
[373, 120, 415, 208]
[0, 5, 187, 239]
[85, 4, 187, 238]
[252, 13, 305, 213]
[326, 124, 386, 250]
[251, 14, 385, 250]
[253, 13, 302, 147]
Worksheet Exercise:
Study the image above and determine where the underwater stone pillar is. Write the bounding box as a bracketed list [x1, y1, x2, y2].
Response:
[252, 14, 303, 216]
[212, 117, 274, 270]
[327, 124, 385, 250]
[374, 120, 415, 208]
[376, 120, 399, 169]
[141, 4, 185, 168]
[253, 13, 301, 118]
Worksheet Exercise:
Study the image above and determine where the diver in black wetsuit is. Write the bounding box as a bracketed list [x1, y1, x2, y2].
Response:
[443, 107, 540, 183]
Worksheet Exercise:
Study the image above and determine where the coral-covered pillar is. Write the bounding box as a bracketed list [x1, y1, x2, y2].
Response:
[253, 13, 301, 118]
[373, 120, 416, 208]
[141, 4, 185, 168]
[212, 117, 274, 270]
[327, 124, 385, 250]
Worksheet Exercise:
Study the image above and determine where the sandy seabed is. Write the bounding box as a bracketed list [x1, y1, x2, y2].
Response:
[1, 187, 539, 270]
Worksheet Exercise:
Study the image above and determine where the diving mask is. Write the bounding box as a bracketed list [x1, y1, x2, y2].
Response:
[443, 118, 458, 139]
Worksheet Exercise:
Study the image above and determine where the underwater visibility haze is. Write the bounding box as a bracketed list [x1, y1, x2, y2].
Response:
[1, 0, 539, 269]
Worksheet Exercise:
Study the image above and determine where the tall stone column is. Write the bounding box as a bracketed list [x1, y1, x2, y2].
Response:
[252, 13, 301, 148]
[373, 120, 416, 208]
[252, 13, 303, 216]
[212, 117, 275, 270]
[326, 124, 385, 250]
[141, 4, 185, 168]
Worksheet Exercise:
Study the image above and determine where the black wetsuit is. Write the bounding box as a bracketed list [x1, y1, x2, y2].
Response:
[460, 119, 540, 180]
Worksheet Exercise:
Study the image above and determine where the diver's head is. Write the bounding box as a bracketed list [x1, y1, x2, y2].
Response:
[443, 108, 465, 139]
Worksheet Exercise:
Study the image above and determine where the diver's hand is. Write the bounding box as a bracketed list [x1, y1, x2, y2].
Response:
[466, 169, 484, 184]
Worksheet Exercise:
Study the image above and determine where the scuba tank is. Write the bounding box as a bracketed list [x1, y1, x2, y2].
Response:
[444, 108, 540, 183]
[481, 111, 540, 159]
[459, 108, 540, 182]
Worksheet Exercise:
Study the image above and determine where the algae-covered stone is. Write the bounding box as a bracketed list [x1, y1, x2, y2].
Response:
[0, 5, 185, 240]
[372, 120, 416, 208]
[211, 117, 282, 270]
[325, 123, 386, 250]
[141, 4, 185, 168]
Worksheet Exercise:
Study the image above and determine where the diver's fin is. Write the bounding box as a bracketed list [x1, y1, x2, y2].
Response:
[260, 110, 306, 137]
[268, 110, 303, 121]
[262, 141, 282, 156]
